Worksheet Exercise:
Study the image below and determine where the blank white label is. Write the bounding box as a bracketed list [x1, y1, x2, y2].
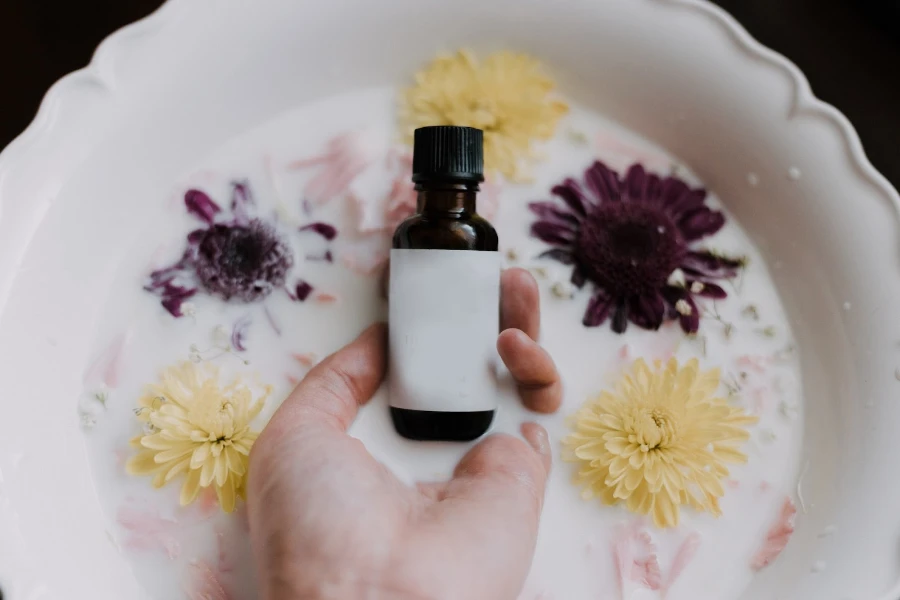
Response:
[388, 249, 500, 412]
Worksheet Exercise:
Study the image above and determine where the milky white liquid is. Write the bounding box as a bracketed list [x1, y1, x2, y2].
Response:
[81, 86, 803, 600]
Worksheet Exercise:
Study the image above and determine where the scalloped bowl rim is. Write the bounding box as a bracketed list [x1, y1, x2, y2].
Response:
[1, 0, 899, 599]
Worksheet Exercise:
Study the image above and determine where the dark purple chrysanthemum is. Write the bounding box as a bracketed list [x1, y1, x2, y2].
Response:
[529, 160, 743, 334]
[193, 219, 294, 302]
[145, 183, 337, 316]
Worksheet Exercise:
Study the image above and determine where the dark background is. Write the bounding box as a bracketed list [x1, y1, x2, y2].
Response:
[1, 0, 898, 188]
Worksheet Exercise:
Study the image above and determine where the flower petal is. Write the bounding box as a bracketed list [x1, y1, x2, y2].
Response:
[230, 181, 254, 225]
[126, 451, 161, 476]
[678, 208, 726, 241]
[582, 290, 616, 327]
[528, 201, 582, 226]
[232, 314, 251, 352]
[681, 251, 743, 278]
[298, 222, 338, 241]
[530, 221, 577, 245]
[583, 161, 621, 204]
[627, 292, 665, 331]
[663, 183, 706, 218]
[678, 295, 700, 333]
[190, 442, 212, 470]
[215, 453, 229, 487]
[538, 248, 575, 265]
[551, 179, 591, 216]
[693, 281, 727, 299]
[161, 286, 197, 318]
[571, 266, 587, 288]
[187, 229, 207, 246]
[164, 458, 191, 483]
[200, 456, 216, 487]
[217, 475, 237, 513]
[184, 190, 221, 225]
[623, 164, 648, 202]
[180, 468, 203, 506]
[292, 280, 314, 302]
[611, 301, 629, 333]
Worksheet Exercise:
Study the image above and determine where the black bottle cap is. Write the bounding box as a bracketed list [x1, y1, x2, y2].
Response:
[412, 126, 484, 184]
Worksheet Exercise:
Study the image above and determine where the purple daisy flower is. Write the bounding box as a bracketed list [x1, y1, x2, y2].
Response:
[145, 182, 337, 317]
[529, 160, 743, 334]
[193, 219, 293, 302]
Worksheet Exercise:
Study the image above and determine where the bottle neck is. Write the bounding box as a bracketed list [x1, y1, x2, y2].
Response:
[416, 182, 478, 215]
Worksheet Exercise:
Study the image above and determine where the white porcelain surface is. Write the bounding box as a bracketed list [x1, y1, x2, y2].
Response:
[1, 0, 899, 599]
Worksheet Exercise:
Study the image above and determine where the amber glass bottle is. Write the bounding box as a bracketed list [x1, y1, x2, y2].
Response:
[388, 126, 500, 441]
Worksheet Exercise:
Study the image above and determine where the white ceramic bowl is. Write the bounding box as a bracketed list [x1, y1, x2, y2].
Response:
[1, 0, 899, 598]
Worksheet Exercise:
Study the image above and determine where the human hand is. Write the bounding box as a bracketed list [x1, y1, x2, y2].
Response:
[248, 268, 562, 600]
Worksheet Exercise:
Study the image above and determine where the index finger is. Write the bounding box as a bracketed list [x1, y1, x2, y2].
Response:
[500, 268, 541, 339]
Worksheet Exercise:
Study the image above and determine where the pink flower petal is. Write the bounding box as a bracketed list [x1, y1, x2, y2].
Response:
[289, 132, 378, 204]
[314, 292, 339, 303]
[613, 522, 662, 595]
[751, 496, 797, 571]
[116, 505, 181, 559]
[736, 355, 771, 374]
[186, 560, 231, 600]
[662, 532, 701, 597]
[751, 387, 767, 414]
[197, 487, 220, 519]
[83, 331, 130, 388]
[347, 150, 412, 234]
[215, 528, 235, 574]
[292, 352, 317, 368]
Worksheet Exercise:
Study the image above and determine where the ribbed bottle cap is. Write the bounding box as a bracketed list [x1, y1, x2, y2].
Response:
[411, 126, 484, 184]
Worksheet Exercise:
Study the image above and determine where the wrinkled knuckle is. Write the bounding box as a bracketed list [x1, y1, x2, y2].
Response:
[318, 361, 365, 407]
[478, 436, 545, 498]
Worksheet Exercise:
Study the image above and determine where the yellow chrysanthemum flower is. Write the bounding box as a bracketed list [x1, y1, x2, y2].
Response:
[563, 358, 757, 528]
[400, 49, 569, 181]
[126, 362, 270, 513]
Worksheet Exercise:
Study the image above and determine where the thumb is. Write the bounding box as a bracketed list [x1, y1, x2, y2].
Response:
[426, 424, 551, 597]
[449, 423, 551, 518]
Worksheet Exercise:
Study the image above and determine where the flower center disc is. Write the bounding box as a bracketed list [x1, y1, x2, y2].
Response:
[575, 202, 685, 297]
[194, 220, 293, 302]
[216, 228, 269, 277]
[637, 407, 678, 450]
